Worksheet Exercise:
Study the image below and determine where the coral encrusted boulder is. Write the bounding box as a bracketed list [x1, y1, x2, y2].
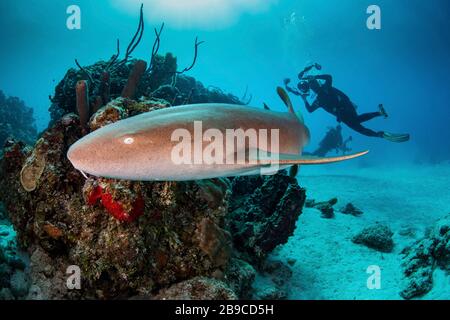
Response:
[0, 97, 234, 299]
[352, 224, 394, 253]
[400, 214, 450, 299]
[1, 51, 309, 299]
[227, 173, 306, 264]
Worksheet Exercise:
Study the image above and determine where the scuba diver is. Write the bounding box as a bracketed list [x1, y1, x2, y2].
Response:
[315, 125, 352, 157]
[304, 125, 352, 157]
[284, 63, 410, 143]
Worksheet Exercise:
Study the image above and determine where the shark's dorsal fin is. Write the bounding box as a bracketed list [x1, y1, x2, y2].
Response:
[277, 87, 305, 124]
[253, 150, 369, 165]
[277, 87, 295, 114]
[263, 103, 271, 111]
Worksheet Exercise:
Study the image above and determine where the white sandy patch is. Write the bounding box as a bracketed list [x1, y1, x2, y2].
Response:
[271, 164, 450, 300]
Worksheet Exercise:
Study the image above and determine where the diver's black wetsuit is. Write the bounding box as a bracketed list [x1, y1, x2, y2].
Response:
[288, 74, 384, 138]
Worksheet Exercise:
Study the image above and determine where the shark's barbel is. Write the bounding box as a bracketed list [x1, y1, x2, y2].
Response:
[67, 88, 368, 181]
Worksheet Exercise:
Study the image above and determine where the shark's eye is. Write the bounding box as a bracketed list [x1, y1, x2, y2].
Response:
[123, 137, 135, 145]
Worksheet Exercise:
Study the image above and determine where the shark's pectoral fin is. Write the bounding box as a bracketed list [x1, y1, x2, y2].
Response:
[254, 150, 369, 165]
[280, 150, 369, 165]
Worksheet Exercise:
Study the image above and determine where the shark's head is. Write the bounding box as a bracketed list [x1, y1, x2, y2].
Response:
[67, 120, 149, 179]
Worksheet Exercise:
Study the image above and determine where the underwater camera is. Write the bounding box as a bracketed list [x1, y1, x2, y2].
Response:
[298, 80, 310, 95]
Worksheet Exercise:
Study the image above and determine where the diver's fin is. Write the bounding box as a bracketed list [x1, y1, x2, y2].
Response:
[255, 150, 369, 165]
[383, 133, 410, 143]
[263, 103, 271, 111]
[276, 87, 295, 115]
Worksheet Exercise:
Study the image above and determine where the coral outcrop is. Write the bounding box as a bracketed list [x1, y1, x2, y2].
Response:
[49, 60, 243, 127]
[400, 214, 449, 299]
[0, 97, 235, 298]
[1, 87, 305, 299]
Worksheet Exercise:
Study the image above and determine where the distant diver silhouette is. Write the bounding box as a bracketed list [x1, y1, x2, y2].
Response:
[304, 125, 352, 157]
[284, 63, 410, 143]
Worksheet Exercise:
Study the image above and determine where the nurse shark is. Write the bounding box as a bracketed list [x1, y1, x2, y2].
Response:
[67, 88, 368, 181]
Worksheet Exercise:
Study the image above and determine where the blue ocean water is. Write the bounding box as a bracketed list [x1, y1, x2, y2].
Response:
[0, 0, 449, 300]
[1, 0, 449, 163]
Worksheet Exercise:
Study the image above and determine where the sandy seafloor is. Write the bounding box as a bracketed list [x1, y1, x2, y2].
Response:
[266, 163, 450, 300]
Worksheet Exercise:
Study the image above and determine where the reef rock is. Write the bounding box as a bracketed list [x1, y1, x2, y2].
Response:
[352, 224, 394, 253]
[256, 286, 288, 300]
[431, 214, 450, 270]
[195, 217, 232, 269]
[0, 90, 37, 146]
[339, 202, 363, 216]
[227, 172, 306, 264]
[0, 223, 28, 299]
[305, 198, 338, 218]
[260, 259, 293, 288]
[0, 202, 6, 222]
[223, 258, 256, 299]
[286, 258, 297, 266]
[153, 277, 237, 300]
[398, 225, 419, 239]
[252, 259, 292, 300]
[400, 214, 450, 299]
[0, 288, 14, 300]
[399, 239, 435, 299]
[304, 199, 316, 208]
[88, 97, 169, 131]
[9, 270, 30, 298]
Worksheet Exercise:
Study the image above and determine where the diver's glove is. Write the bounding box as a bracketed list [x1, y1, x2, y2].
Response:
[284, 78, 291, 85]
